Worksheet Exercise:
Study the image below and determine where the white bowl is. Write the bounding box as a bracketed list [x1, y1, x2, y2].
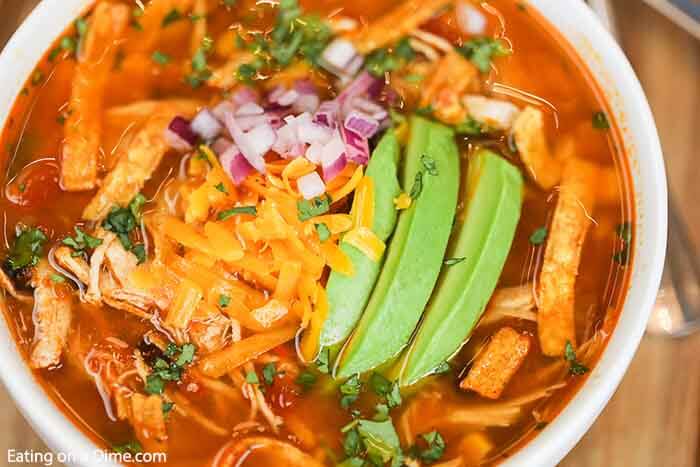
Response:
[0, 1, 667, 466]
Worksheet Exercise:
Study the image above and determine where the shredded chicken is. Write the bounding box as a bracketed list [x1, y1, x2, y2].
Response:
[537, 158, 598, 356]
[53, 246, 90, 284]
[211, 437, 325, 467]
[420, 51, 479, 124]
[85, 231, 117, 304]
[61, 2, 130, 191]
[479, 284, 537, 327]
[29, 260, 73, 369]
[463, 95, 521, 131]
[190, 313, 234, 354]
[512, 106, 562, 190]
[345, 0, 451, 54]
[83, 112, 194, 222]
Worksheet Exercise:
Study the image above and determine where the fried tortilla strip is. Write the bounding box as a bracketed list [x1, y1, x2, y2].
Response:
[420, 51, 478, 124]
[29, 261, 73, 369]
[53, 246, 91, 284]
[537, 158, 597, 356]
[105, 99, 203, 129]
[83, 112, 186, 222]
[512, 107, 562, 191]
[129, 393, 168, 453]
[345, 0, 451, 54]
[460, 327, 531, 399]
[128, 0, 195, 53]
[208, 51, 256, 89]
[61, 2, 129, 191]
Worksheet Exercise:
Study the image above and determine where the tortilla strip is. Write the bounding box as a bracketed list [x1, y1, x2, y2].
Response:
[461, 327, 531, 399]
[105, 99, 203, 129]
[512, 107, 562, 191]
[83, 111, 190, 222]
[61, 2, 129, 192]
[29, 261, 73, 369]
[345, 0, 451, 54]
[127, 0, 195, 53]
[537, 158, 597, 356]
[129, 393, 168, 453]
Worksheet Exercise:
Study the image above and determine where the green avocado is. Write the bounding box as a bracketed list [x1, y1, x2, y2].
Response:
[320, 131, 401, 356]
[335, 116, 460, 378]
[397, 149, 524, 387]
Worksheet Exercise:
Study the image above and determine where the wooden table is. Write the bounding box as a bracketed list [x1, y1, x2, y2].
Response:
[0, 0, 698, 465]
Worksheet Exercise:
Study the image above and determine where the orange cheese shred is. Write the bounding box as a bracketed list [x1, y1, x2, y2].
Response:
[343, 227, 386, 262]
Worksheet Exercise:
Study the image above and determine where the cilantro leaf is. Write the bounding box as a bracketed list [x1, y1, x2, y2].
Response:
[564, 340, 589, 376]
[339, 374, 362, 409]
[262, 362, 278, 385]
[592, 111, 610, 130]
[315, 223, 331, 242]
[296, 370, 317, 391]
[529, 226, 548, 245]
[419, 430, 446, 463]
[218, 206, 257, 220]
[6, 227, 47, 271]
[162, 9, 183, 27]
[218, 294, 231, 308]
[246, 371, 260, 385]
[457, 37, 511, 73]
[297, 195, 330, 221]
[113, 440, 142, 455]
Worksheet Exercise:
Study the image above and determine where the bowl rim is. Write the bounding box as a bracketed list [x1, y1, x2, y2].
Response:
[0, 1, 667, 466]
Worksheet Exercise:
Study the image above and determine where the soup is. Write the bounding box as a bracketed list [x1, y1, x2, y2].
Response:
[0, 0, 634, 465]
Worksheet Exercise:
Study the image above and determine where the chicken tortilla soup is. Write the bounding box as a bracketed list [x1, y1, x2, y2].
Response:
[0, 0, 634, 465]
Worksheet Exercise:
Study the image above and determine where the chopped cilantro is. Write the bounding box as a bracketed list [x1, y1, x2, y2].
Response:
[218, 294, 231, 308]
[162, 401, 174, 415]
[564, 340, 589, 376]
[297, 195, 331, 221]
[62, 226, 103, 255]
[444, 257, 466, 266]
[113, 440, 142, 455]
[369, 373, 401, 408]
[145, 374, 166, 394]
[616, 222, 632, 243]
[315, 223, 331, 242]
[151, 50, 171, 65]
[455, 117, 484, 136]
[592, 111, 610, 130]
[339, 374, 362, 409]
[6, 227, 47, 271]
[262, 362, 278, 385]
[316, 347, 330, 374]
[246, 371, 260, 385]
[214, 182, 228, 194]
[418, 430, 446, 463]
[409, 172, 424, 200]
[162, 9, 183, 27]
[31, 70, 44, 86]
[434, 361, 450, 374]
[415, 104, 434, 117]
[50, 274, 66, 283]
[224, 0, 237, 6]
[421, 155, 438, 176]
[296, 370, 317, 391]
[218, 205, 257, 220]
[102, 207, 136, 250]
[175, 343, 196, 366]
[529, 226, 548, 245]
[131, 244, 146, 264]
[457, 37, 511, 73]
[365, 38, 414, 77]
[145, 343, 197, 394]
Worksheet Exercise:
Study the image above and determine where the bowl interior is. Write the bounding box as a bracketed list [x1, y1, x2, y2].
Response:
[0, 1, 667, 466]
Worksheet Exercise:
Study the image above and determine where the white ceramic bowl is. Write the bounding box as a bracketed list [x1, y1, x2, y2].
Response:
[0, 1, 667, 466]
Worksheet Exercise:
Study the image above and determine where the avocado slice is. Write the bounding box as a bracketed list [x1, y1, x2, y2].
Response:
[397, 149, 524, 387]
[335, 117, 460, 378]
[320, 131, 402, 356]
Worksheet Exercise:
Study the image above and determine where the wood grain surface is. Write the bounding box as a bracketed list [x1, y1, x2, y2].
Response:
[0, 0, 697, 466]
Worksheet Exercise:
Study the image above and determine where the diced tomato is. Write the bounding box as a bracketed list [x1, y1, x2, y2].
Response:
[6, 159, 60, 208]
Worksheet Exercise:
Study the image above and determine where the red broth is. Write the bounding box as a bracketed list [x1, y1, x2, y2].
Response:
[0, 0, 633, 465]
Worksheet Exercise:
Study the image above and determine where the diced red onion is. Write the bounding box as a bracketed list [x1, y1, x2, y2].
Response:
[168, 116, 198, 146]
[191, 109, 222, 141]
[212, 101, 237, 122]
[351, 97, 388, 121]
[293, 94, 320, 114]
[212, 137, 233, 156]
[322, 153, 348, 182]
[236, 102, 265, 116]
[344, 111, 380, 139]
[314, 100, 340, 128]
[321, 132, 347, 167]
[272, 120, 302, 158]
[305, 141, 325, 165]
[164, 127, 193, 153]
[296, 112, 333, 145]
[267, 86, 286, 104]
[236, 114, 271, 132]
[297, 172, 327, 200]
[320, 38, 361, 76]
[247, 123, 277, 158]
[224, 113, 268, 173]
[220, 144, 255, 185]
[231, 87, 259, 107]
[341, 125, 370, 165]
[456, 2, 487, 35]
[277, 89, 300, 107]
[294, 80, 317, 96]
[336, 71, 380, 105]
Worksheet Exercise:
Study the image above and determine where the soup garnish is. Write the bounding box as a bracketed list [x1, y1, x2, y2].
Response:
[0, 0, 633, 465]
